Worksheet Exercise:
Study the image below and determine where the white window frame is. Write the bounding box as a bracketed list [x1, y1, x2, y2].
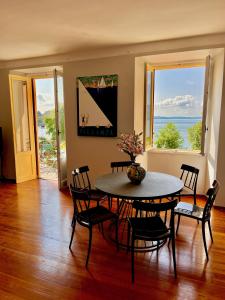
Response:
[144, 58, 210, 155]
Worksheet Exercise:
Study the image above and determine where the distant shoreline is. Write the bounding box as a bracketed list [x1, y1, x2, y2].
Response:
[154, 116, 201, 119]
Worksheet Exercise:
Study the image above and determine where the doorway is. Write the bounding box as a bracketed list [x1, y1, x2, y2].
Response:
[33, 77, 57, 180]
[9, 67, 67, 189]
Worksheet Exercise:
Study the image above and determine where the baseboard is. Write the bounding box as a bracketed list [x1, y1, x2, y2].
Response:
[0, 177, 16, 184]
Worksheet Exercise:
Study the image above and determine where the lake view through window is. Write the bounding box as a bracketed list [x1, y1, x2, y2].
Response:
[146, 65, 206, 150]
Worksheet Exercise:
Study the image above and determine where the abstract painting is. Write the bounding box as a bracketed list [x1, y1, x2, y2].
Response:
[77, 74, 118, 137]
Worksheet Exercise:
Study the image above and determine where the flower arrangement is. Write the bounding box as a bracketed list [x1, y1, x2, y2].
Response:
[117, 131, 144, 162]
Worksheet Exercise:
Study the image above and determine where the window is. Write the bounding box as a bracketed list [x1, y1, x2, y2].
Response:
[145, 61, 209, 153]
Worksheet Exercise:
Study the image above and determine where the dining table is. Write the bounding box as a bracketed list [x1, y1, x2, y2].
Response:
[95, 171, 184, 251]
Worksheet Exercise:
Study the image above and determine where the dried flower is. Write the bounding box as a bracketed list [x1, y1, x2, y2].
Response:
[117, 131, 144, 161]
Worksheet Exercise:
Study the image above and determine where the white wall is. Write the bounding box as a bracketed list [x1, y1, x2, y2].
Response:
[204, 50, 224, 195]
[134, 56, 148, 169]
[148, 151, 206, 194]
[216, 51, 225, 206]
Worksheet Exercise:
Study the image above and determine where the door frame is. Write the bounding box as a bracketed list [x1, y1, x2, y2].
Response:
[9, 74, 37, 183]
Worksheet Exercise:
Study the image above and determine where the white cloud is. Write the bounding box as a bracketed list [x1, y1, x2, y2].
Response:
[37, 93, 54, 113]
[156, 95, 194, 108]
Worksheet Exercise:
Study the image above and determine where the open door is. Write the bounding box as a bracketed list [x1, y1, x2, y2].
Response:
[53, 69, 67, 189]
[9, 75, 37, 183]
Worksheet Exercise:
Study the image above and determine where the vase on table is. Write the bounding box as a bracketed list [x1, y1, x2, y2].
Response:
[127, 162, 146, 184]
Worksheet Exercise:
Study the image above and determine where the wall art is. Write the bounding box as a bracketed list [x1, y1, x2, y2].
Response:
[77, 74, 118, 137]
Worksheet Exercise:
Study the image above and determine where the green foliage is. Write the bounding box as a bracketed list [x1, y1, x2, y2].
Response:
[44, 110, 56, 140]
[43, 105, 65, 142]
[188, 121, 202, 150]
[155, 122, 183, 149]
[39, 136, 56, 166]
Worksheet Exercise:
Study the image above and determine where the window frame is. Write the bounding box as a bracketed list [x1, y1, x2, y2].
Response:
[144, 59, 210, 154]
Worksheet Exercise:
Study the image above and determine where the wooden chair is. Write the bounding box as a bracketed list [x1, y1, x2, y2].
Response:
[179, 164, 199, 205]
[127, 199, 178, 282]
[71, 166, 110, 225]
[111, 161, 133, 173]
[175, 180, 220, 260]
[110, 161, 133, 213]
[69, 186, 119, 267]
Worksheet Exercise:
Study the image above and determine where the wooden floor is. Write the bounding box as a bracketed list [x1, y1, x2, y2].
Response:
[0, 180, 225, 300]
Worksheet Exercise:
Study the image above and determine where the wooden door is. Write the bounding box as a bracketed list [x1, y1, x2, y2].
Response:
[9, 75, 37, 183]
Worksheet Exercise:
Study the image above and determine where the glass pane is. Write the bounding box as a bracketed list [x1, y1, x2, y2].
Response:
[153, 66, 205, 150]
[12, 80, 31, 152]
[35, 78, 57, 180]
[57, 74, 67, 183]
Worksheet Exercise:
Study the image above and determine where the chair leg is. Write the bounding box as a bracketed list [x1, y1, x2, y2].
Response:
[127, 222, 131, 253]
[108, 196, 111, 210]
[171, 234, 177, 278]
[157, 240, 160, 253]
[115, 217, 119, 250]
[131, 235, 135, 283]
[86, 227, 93, 268]
[194, 193, 197, 205]
[176, 215, 181, 234]
[208, 219, 213, 242]
[69, 220, 76, 249]
[202, 222, 209, 260]
[71, 212, 75, 227]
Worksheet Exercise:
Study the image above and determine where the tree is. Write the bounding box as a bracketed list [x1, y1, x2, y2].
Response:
[188, 121, 202, 150]
[43, 105, 65, 141]
[44, 111, 56, 140]
[155, 122, 183, 149]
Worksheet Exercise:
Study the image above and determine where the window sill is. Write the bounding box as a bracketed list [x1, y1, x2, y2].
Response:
[147, 147, 205, 156]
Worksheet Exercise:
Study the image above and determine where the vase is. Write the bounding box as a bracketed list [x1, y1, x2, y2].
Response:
[127, 163, 146, 184]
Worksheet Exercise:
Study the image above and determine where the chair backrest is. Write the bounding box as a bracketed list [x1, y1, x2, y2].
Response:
[132, 199, 178, 227]
[72, 165, 91, 190]
[203, 180, 220, 219]
[180, 164, 199, 193]
[111, 161, 133, 173]
[133, 199, 178, 213]
[70, 184, 90, 217]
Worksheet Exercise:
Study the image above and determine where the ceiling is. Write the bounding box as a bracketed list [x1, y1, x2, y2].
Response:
[1, 0, 225, 62]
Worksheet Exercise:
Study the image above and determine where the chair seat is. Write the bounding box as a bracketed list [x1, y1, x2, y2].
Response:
[179, 187, 194, 196]
[175, 202, 204, 219]
[89, 189, 108, 201]
[128, 216, 169, 240]
[78, 205, 117, 225]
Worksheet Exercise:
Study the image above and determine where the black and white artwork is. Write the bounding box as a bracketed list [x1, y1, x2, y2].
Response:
[76, 74, 118, 137]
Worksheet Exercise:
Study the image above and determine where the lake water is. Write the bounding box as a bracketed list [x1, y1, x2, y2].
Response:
[152, 117, 202, 149]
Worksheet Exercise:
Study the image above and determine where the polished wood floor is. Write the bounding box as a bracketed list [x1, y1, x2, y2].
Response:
[0, 180, 225, 299]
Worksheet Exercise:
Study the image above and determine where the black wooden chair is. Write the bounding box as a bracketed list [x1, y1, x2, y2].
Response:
[110, 161, 133, 214]
[111, 161, 133, 173]
[127, 199, 178, 282]
[179, 164, 199, 205]
[69, 186, 119, 267]
[175, 180, 220, 260]
[71, 166, 110, 225]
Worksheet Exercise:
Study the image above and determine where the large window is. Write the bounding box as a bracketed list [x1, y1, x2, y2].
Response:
[145, 62, 208, 153]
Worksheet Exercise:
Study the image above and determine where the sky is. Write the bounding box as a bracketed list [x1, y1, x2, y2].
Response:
[149, 66, 206, 117]
[35, 77, 64, 114]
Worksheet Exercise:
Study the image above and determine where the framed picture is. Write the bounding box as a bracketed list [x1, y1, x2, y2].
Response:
[76, 74, 118, 137]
